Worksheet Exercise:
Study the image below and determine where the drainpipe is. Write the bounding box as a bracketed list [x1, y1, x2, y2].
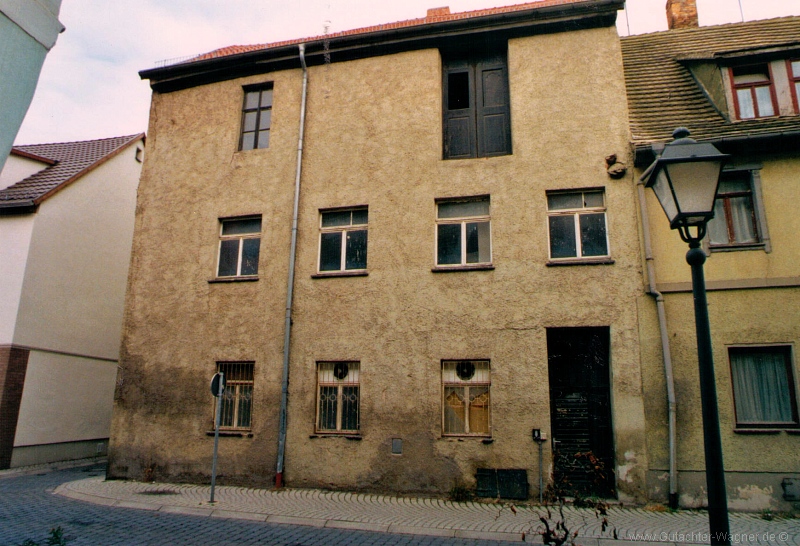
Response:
[275, 43, 308, 489]
[636, 175, 679, 509]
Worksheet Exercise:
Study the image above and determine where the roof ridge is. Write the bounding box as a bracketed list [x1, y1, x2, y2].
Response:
[621, 14, 800, 41]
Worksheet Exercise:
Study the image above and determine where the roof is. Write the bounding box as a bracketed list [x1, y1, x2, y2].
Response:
[141, 0, 624, 93]
[621, 16, 800, 157]
[0, 134, 144, 211]
[193, 0, 602, 63]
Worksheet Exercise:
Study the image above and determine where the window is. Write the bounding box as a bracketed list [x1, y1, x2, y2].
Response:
[547, 189, 608, 260]
[708, 171, 762, 248]
[217, 217, 261, 277]
[318, 208, 368, 272]
[215, 362, 254, 429]
[239, 85, 273, 150]
[436, 197, 491, 267]
[730, 65, 776, 120]
[316, 362, 360, 433]
[442, 46, 511, 159]
[729, 346, 798, 428]
[789, 60, 800, 113]
[442, 360, 490, 436]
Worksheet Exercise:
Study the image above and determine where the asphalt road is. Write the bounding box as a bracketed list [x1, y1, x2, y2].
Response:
[0, 463, 521, 546]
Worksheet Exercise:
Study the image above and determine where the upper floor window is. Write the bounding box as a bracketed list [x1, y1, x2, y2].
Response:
[708, 170, 763, 249]
[217, 216, 261, 278]
[442, 46, 511, 159]
[436, 197, 491, 267]
[730, 65, 776, 120]
[547, 189, 609, 261]
[318, 208, 368, 272]
[789, 60, 800, 112]
[239, 84, 273, 151]
[729, 346, 798, 429]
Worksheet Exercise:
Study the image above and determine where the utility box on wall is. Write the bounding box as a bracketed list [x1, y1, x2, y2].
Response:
[475, 469, 529, 500]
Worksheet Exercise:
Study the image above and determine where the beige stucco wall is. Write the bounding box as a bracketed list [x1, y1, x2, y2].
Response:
[637, 152, 800, 510]
[110, 25, 651, 499]
[0, 154, 47, 190]
[13, 141, 143, 359]
[0, 213, 34, 344]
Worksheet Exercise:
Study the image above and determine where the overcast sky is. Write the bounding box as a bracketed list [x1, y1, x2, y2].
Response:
[13, 0, 800, 145]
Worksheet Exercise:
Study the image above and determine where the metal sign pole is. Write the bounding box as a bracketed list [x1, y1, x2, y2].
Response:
[210, 372, 224, 503]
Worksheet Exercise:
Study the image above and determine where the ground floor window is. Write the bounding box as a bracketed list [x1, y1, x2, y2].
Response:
[442, 360, 491, 436]
[729, 346, 798, 428]
[215, 362, 254, 429]
[316, 362, 360, 433]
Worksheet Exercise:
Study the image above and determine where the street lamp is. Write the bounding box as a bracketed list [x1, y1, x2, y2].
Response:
[642, 128, 731, 546]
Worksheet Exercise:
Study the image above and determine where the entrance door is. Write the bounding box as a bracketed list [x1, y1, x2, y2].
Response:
[547, 327, 615, 498]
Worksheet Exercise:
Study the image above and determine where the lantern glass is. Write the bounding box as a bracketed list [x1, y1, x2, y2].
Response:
[665, 160, 724, 223]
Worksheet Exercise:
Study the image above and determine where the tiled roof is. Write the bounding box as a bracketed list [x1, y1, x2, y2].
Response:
[0, 134, 144, 209]
[193, 0, 593, 62]
[621, 16, 800, 148]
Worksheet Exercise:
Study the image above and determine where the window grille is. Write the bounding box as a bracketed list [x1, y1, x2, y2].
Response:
[316, 362, 360, 433]
[216, 362, 254, 429]
[442, 360, 491, 436]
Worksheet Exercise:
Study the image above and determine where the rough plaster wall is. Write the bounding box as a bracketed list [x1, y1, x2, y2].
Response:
[109, 26, 651, 499]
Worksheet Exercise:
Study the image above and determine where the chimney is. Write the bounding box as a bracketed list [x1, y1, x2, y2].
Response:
[666, 0, 698, 29]
[427, 6, 451, 20]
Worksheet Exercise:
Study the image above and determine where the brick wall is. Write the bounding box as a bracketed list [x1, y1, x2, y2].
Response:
[0, 346, 29, 469]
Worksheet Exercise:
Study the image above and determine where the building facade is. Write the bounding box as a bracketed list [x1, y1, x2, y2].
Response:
[0, 134, 144, 468]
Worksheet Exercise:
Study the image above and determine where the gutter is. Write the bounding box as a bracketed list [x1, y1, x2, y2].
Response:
[636, 169, 679, 509]
[275, 43, 308, 489]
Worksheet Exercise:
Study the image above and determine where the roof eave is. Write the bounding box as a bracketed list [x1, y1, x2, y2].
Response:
[140, 0, 623, 93]
[0, 200, 37, 215]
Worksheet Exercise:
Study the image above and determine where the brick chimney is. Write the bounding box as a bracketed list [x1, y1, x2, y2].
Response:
[427, 6, 451, 20]
[666, 0, 699, 29]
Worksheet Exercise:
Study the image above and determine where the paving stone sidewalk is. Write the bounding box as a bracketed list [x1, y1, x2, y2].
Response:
[55, 475, 800, 545]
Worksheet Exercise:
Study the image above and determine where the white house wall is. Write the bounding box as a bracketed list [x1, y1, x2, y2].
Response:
[0, 154, 48, 190]
[13, 143, 142, 359]
[0, 213, 34, 344]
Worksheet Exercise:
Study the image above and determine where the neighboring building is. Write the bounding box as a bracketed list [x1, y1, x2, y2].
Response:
[0, 0, 64, 172]
[0, 134, 145, 469]
[108, 0, 652, 502]
[623, 0, 800, 510]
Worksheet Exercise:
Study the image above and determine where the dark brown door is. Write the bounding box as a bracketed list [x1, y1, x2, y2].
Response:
[547, 327, 615, 498]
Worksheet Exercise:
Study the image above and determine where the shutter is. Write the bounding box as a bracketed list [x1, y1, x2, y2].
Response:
[476, 56, 511, 157]
[443, 66, 477, 159]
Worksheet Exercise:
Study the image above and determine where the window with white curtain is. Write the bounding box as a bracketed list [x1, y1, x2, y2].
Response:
[708, 171, 763, 249]
[442, 360, 491, 436]
[729, 346, 798, 428]
[316, 362, 360, 434]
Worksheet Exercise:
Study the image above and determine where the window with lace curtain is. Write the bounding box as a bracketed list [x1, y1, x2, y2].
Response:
[707, 170, 766, 250]
[442, 360, 491, 436]
[729, 346, 798, 428]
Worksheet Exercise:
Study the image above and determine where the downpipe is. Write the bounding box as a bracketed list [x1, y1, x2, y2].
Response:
[636, 177, 679, 509]
[276, 43, 308, 489]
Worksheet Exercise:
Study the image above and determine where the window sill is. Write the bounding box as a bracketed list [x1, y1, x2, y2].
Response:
[709, 243, 765, 253]
[208, 276, 259, 284]
[205, 430, 253, 437]
[546, 258, 614, 267]
[431, 264, 494, 273]
[311, 271, 368, 279]
[309, 434, 362, 440]
[441, 435, 493, 440]
[733, 428, 796, 434]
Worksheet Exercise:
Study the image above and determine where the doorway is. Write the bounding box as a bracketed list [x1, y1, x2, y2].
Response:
[547, 327, 615, 498]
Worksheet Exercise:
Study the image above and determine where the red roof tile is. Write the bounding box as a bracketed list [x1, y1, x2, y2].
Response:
[192, 0, 591, 62]
[0, 134, 144, 208]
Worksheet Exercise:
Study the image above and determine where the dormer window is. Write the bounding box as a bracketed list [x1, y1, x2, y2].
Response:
[789, 60, 800, 112]
[730, 65, 777, 119]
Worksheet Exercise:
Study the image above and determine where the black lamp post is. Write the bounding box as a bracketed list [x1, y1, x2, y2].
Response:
[642, 128, 731, 546]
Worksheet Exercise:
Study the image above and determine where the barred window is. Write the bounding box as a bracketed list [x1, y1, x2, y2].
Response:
[442, 360, 491, 436]
[316, 362, 360, 434]
[216, 362, 254, 429]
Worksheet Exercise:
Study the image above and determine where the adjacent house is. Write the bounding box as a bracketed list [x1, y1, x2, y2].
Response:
[623, 1, 800, 510]
[0, 134, 145, 469]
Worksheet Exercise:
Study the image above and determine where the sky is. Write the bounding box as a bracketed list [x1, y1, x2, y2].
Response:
[13, 0, 800, 145]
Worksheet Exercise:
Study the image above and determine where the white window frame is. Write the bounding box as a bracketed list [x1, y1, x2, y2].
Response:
[316, 361, 360, 434]
[217, 217, 261, 278]
[435, 196, 492, 267]
[546, 189, 609, 261]
[441, 360, 491, 437]
[215, 362, 254, 430]
[317, 208, 368, 273]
